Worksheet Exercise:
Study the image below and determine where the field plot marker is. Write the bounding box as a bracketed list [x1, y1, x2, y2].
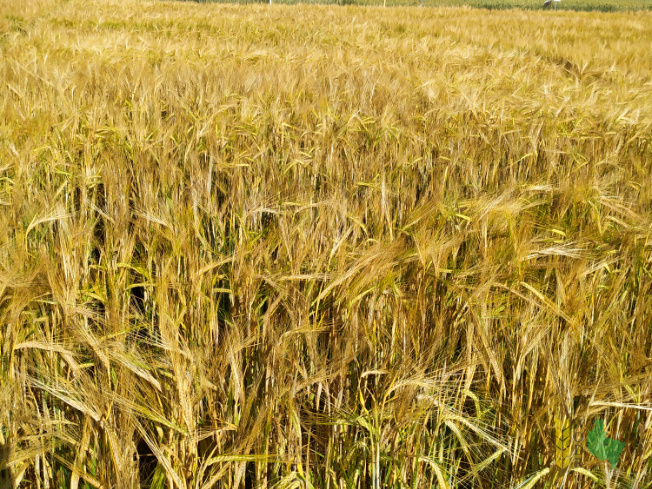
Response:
[543, 0, 561, 9]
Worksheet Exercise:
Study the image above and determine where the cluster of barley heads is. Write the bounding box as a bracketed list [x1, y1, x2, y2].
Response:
[1, 0, 651, 488]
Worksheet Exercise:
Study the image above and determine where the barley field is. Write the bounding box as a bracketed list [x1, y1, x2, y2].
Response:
[184, 0, 652, 12]
[1, 0, 652, 488]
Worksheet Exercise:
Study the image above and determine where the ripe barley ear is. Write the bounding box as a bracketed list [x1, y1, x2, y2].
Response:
[554, 416, 572, 470]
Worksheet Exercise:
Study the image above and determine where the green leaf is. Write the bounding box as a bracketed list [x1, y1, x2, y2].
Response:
[604, 437, 625, 469]
[586, 419, 625, 469]
[587, 419, 608, 461]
